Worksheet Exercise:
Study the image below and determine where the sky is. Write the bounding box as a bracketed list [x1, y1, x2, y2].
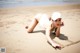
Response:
[0, 0, 80, 8]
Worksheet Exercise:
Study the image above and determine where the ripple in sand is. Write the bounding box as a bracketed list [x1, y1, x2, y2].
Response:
[0, 21, 16, 27]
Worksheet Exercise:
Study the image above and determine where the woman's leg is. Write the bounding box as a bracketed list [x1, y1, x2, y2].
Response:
[27, 18, 38, 33]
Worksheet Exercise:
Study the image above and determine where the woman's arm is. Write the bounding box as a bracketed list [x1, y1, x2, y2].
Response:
[46, 24, 60, 47]
[55, 26, 60, 37]
[54, 21, 63, 37]
[46, 27, 54, 46]
[55, 21, 64, 37]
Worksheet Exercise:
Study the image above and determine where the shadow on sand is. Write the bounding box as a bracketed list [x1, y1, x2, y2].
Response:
[32, 30, 45, 34]
[33, 30, 68, 40]
[32, 30, 69, 49]
[26, 28, 80, 49]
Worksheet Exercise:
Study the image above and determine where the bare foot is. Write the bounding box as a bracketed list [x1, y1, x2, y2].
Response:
[25, 26, 28, 29]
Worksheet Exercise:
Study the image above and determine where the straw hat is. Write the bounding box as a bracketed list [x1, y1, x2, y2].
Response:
[51, 12, 61, 20]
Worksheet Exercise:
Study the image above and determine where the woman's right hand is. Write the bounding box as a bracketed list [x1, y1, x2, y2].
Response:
[52, 42, 61, 49]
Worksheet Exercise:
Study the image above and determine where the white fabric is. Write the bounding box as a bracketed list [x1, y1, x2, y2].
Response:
[35, 13, 51, 28]
[51, 12, 61, 20]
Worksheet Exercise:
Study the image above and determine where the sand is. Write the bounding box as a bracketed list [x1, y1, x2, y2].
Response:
[0, 4, 80, 53]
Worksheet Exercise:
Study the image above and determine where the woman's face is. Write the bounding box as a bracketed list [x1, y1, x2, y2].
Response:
[53, 18, 62, 27]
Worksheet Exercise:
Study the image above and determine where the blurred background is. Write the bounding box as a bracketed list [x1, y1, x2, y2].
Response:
[0, 0, 80, 8]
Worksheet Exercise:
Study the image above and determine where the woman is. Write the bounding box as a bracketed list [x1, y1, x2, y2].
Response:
[26, 12, 64, 48]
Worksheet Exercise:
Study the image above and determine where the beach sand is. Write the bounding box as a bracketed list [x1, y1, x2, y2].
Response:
[0, 4, 80, 53]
